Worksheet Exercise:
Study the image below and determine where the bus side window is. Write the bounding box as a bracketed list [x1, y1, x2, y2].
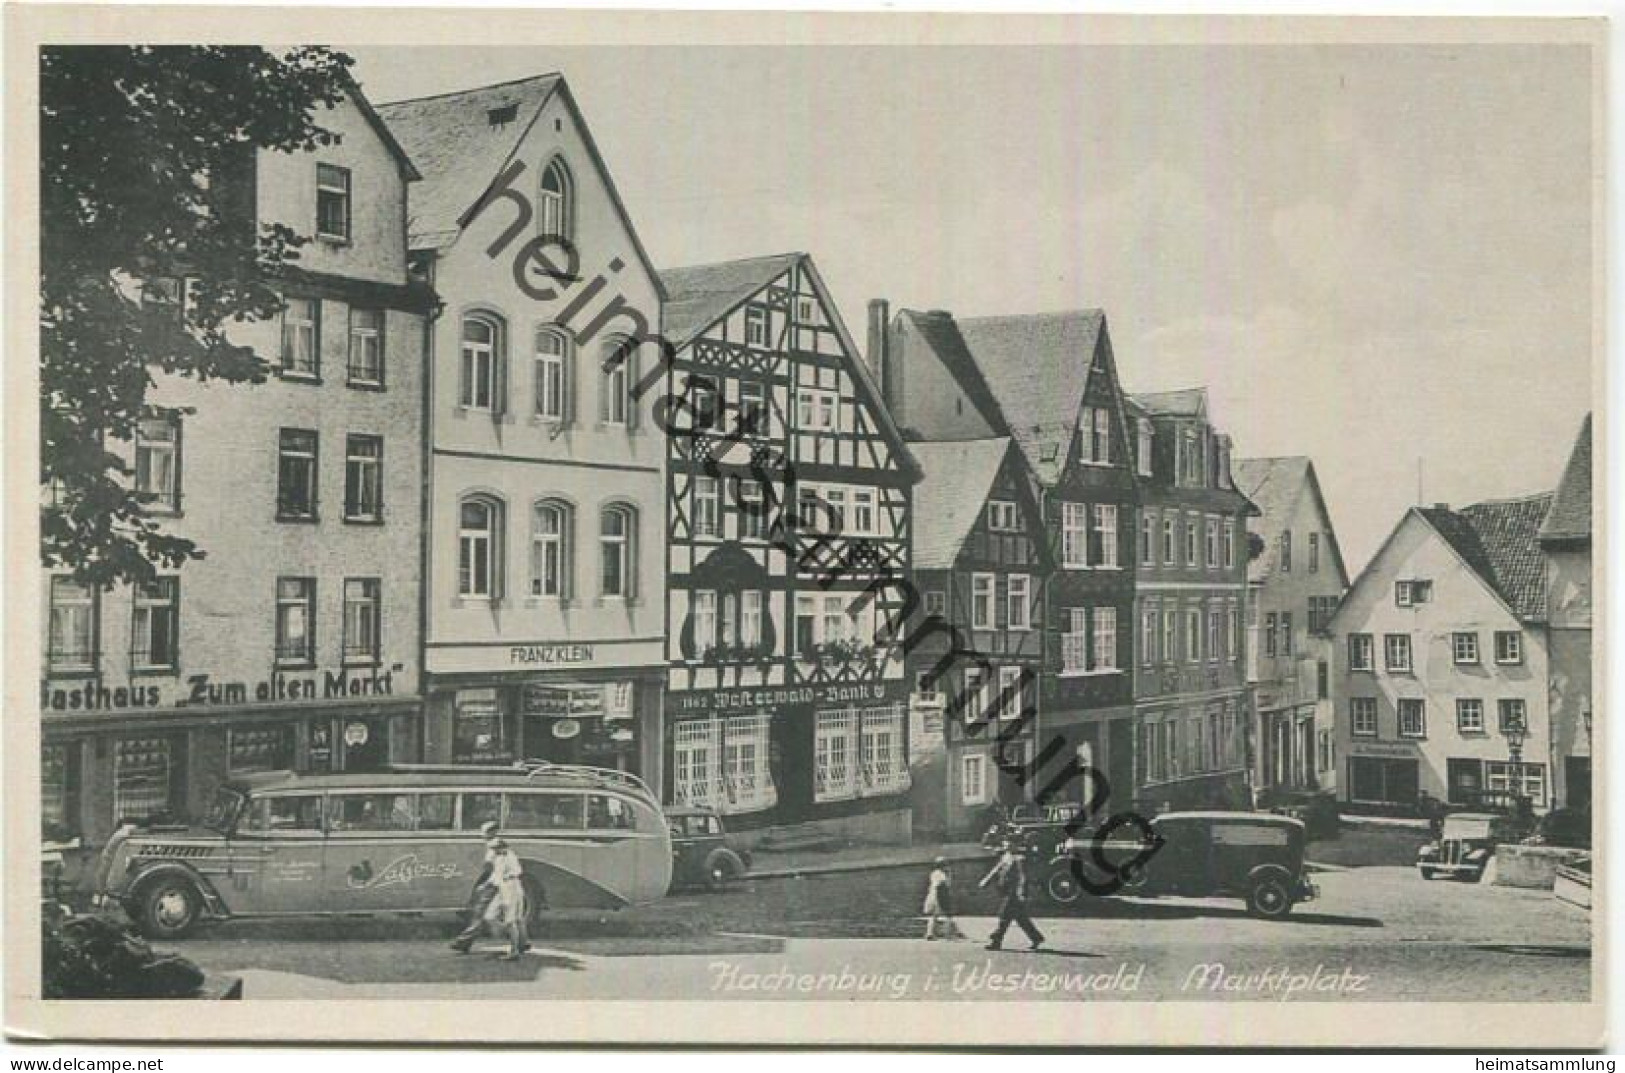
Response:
[265, 795, 322, 835]
[460, 793, 502, 830]
[238, 799, 268, 835]
[419, 793, 456, 831]
[588, 794, 634, 830]
[508, 792, 584, 831]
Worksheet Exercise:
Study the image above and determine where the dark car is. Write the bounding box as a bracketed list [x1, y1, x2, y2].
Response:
[979, 802, 1090, 855]
[1417, 812, 1525, 881]
[1524, 807, 1592, 850]
[1259, 789, 1341, 841]
[667, 806, 752, 890]
[1045, 811, 1317, 920]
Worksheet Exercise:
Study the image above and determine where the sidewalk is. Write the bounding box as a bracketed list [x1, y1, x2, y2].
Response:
[747, 840, 993, 880]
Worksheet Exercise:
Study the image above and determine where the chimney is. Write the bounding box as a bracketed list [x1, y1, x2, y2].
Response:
[1433, 502, 1451, 511]
[866, 298, 891, 407]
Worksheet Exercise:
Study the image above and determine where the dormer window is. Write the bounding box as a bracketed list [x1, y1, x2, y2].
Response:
[487, 104, 519, 128]
[539, 158, 572, 241]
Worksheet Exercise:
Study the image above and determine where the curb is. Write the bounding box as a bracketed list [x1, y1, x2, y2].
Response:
[747, 847, 996, 881]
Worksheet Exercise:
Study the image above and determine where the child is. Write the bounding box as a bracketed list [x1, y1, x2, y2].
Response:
[922, 856, 962, 941]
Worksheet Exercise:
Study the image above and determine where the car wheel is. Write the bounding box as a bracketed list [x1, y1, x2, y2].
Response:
[707, 851, 744, 889]
[137, 876, 201, 940]
[1047, 870, 1082, 905]
[1247, 876, 1293, 920]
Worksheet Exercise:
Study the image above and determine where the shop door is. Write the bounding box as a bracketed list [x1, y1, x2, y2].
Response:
[1106, 719, 1134, 813]
[1565, 757, 1592, 810]
[339, 718, 388, 772]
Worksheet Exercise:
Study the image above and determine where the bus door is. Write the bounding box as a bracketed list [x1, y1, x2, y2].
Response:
[227, 793, 326, 914]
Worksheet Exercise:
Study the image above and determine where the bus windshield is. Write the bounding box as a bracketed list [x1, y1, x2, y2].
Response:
[202, 787, 246, 834]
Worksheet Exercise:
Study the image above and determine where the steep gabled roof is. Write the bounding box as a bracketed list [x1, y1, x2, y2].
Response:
[655, 252, 919, 481]
[1234, 455, 1351, 587]
[339, 76, 421, 182]
[894, 309, 1007, 434]
[1541, 413, 1592, 544]
[909, 438, 1016, 570]
[657, 252, 804, 348]
[1131, 387, 1207, 418]
[953, 310, 1106, 485]
[377, 75, 665, 296]
[1419, 493, 1554, 621]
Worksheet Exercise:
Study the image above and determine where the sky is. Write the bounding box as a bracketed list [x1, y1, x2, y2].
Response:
[349, 43, 1596, 574]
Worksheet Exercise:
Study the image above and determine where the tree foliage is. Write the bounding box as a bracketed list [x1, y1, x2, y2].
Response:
[40, 46, 355, 588]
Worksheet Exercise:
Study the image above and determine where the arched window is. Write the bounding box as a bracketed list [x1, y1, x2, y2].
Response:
[599, 335, 635, 426]
[458, 495, 504, 598]
[460, 313, 504, 411]
[539, 158, 572, 241]
[600, 504, 637, 598]
[533, 325, 571, 421]
[530, 499, 573, 598]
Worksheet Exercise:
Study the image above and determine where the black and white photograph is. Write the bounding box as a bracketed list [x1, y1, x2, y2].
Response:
[6, 7, 1606, 1049]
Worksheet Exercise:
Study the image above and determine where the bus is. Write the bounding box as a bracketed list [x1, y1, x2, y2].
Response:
[93, 762, 673, 939]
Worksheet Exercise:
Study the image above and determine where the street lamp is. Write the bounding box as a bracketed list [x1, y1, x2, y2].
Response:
[1503, 711, 1529, 809]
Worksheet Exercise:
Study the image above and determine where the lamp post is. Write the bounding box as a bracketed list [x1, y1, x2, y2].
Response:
[1503, 711, 1529, 809]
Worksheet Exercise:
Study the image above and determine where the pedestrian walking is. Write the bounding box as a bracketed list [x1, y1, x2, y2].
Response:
[921, 856, 963, 941]
[978, 840, 1045, 952]
[449, 821, 501, 954]
[484, 837, 530, 960]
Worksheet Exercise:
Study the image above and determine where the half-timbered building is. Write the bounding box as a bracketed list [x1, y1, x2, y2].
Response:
[904, 438, 1052, 839]
[873, 304, 1139, 816]
[659, 253, 921, 841]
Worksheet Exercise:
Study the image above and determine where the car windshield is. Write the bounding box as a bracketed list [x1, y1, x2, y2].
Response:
[201, 787, 245, 833]
[1443, 818, 1493, 840]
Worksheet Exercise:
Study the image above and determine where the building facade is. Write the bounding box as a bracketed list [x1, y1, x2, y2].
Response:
[876, 306, 1138, 816]
[1232, 456, 1351, 796]
[41, 83, 433, 846]
[903, 437, 1051, 839]
[378, 76, 668, 788]
[659, 255, 919, 841]
[1126, 391, 1254, 812]
[1539, 414, 1593, 810]
[1327, 496, 1555, 814]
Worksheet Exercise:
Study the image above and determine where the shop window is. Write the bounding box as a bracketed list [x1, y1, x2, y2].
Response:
[453, 688, 511, 764]
[114, 736, 180, 824]
[41, 744, 78, 838]
[228, 724, 295, 775]
[814, 709, 859, 802]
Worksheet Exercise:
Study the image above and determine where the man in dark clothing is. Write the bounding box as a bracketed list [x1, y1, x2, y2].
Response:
[979, 840, 1045, 952]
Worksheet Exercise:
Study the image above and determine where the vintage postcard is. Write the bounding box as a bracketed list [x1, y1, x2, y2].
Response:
[4, 6, 1606, 1048]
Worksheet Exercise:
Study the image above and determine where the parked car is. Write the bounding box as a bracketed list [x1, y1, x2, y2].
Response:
[980, 802, 1090, 856]
[667, 806, 752, 890]
[1416, 812, 1525, 882]
[1045, 811, 1317, 920]
[1523, 807, 1591, 850]
[1260, 789, 1341, 841]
